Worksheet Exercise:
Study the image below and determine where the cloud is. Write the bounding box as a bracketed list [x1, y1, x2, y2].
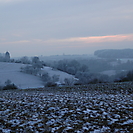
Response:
[44, 34, 133, 44]
[1, 34, 133, 46]
[1, 40, 30, 45]
[0, 38, 6, 41]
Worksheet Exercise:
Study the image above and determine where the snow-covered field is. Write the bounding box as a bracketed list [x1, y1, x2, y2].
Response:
[42, 67, 76, 83]
[100, 70, 116, 76]
[0, 62, 43, 89]
[0, 62, 74, 89]
[0, 83, 133, 132]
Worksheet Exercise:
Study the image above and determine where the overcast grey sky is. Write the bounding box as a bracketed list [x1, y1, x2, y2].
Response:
[0, 0, 133, 57]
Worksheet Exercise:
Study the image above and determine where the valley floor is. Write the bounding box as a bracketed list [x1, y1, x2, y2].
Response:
[0, 82, 133, 133]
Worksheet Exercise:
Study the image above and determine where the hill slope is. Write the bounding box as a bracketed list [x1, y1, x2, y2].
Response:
[0, 62, 75, 89]
[0, 62, 43, 89]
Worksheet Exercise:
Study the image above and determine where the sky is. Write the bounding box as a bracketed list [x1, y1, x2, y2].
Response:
[0, 0, 133, 57]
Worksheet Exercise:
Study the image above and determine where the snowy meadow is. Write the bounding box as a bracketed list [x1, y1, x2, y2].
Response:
[0, 83, 133, 133]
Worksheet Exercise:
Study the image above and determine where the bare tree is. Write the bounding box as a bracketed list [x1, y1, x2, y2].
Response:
[64, 78, 75, 86]
[5, 79, 12, 85]
[51, 75, 59, 82]
[20, 56, 31, 64]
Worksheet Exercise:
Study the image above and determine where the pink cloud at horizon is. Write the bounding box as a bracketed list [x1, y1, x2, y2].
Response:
[55, 34, 133, 44]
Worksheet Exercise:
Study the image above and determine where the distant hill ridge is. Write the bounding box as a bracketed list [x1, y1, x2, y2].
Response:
[94, 49, 133, 58]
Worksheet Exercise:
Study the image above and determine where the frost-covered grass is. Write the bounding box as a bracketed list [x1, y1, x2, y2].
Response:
[0, 83, 133, 133]
[0, 62, 75, 89]
[0, 62, 43, 89]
